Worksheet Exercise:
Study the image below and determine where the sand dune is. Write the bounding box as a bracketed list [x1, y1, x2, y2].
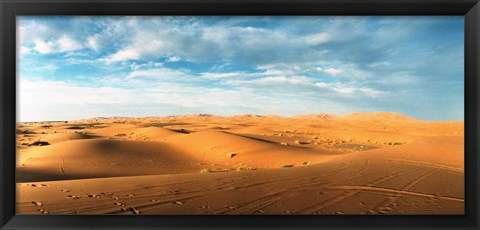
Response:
[167, 130, 334, 169]
[41, 132, 99, 143]
[17, 139, 201, 182]
[16, 112, 464, 215]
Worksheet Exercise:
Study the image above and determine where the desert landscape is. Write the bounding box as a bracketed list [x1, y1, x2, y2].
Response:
[15, 112, 464, 215]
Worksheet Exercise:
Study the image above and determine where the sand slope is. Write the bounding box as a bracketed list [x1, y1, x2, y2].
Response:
[17, 139, 201, 182]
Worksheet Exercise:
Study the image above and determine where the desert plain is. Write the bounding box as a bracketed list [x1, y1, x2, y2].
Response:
[15, 112, 464, 215]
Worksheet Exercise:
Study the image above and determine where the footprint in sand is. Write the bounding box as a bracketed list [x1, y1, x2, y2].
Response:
[86, 194, 100, 198]
[113, 202, 125, 206]
[199, 205, 210, 209]
[334, 211, 344, 214]
[284, 210, 294, 214]
[112, 196, 120, 200]
[67, 195, 81, 199]
[29, 184, 48, 187]
[128, 207, 141, 214]
[173, 201, 184, 206]
[37, 209, 49, 214]
[126, 194, 136, 198]
[149, 199, 158, 202]
[256, 210, 266, 214]
[225, 205, 237, 210]
[60, 189, 70, 192]
[31, 201, 43, 206]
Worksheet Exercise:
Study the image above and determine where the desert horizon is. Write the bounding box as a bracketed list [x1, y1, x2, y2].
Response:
[15, 111, 465, 123]
[16, 111, 464, 215]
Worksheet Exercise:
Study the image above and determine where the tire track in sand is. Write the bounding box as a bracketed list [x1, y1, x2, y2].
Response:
[296, 165, 425, 214]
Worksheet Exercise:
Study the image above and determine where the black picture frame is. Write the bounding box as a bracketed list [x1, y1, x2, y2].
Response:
[1, 0, 479, 229]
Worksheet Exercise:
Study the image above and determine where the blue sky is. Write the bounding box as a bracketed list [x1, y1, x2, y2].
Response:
[17, 16, 464, 122]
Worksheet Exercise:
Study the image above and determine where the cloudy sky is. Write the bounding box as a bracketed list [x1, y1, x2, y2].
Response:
[17, 16, 464, 122]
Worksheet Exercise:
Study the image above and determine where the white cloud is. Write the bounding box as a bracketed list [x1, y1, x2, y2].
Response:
[330, 85, 386, 97]
[304, 32, 332, 45]
[31, 35, 82, 54]
[20, 46, 32, 55]
[130, 61, 163, 70]
[314, 82, 329, 88]
[18, 21, 53, 45]
[98, 19, 323, 65]
[257, 76, 311, 85]
[58, 35, 82, 51]
[87, 35, 99, 51]
[332, 87, 356, 94]
[324, 67, 343, 76]
[104, 49, 141, 63]
[200, 72, 258, 79]
[18, 77, 297, 121]
[166, 56, 181, 62]
[256, 64, 313, 76]
[358, 88, 386, 97]
[18, 78, 145, 121]
[19, 79, 139, 105]
[125, 67, 191, 80]
[227, 75, 312, 87]
[225, 73, 385, 98]
[33, 39, 55, 54]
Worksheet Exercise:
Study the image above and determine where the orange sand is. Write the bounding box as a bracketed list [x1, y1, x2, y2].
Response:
[15, 112, 464, 215]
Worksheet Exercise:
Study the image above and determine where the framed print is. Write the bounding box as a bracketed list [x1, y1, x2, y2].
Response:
[1, 0, 479, 229]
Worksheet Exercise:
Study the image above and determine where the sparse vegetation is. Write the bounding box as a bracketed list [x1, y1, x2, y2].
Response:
[66, 126, 84, 130]
[295, 140, 311, 145]
[28, 141, 50, 146]
[172, 128, 190, 134]
[303, 161, 311, 166]
[227, 152, 237, 158]
[200, 168, 212, 173]
[282, 164, 294, 168]
[386, 142, 406, 146]
[21, 130, 36, 134]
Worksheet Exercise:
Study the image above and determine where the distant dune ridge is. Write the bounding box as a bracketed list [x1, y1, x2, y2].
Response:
[339, 112, 417, 121]
[16, 112, 464, 215]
